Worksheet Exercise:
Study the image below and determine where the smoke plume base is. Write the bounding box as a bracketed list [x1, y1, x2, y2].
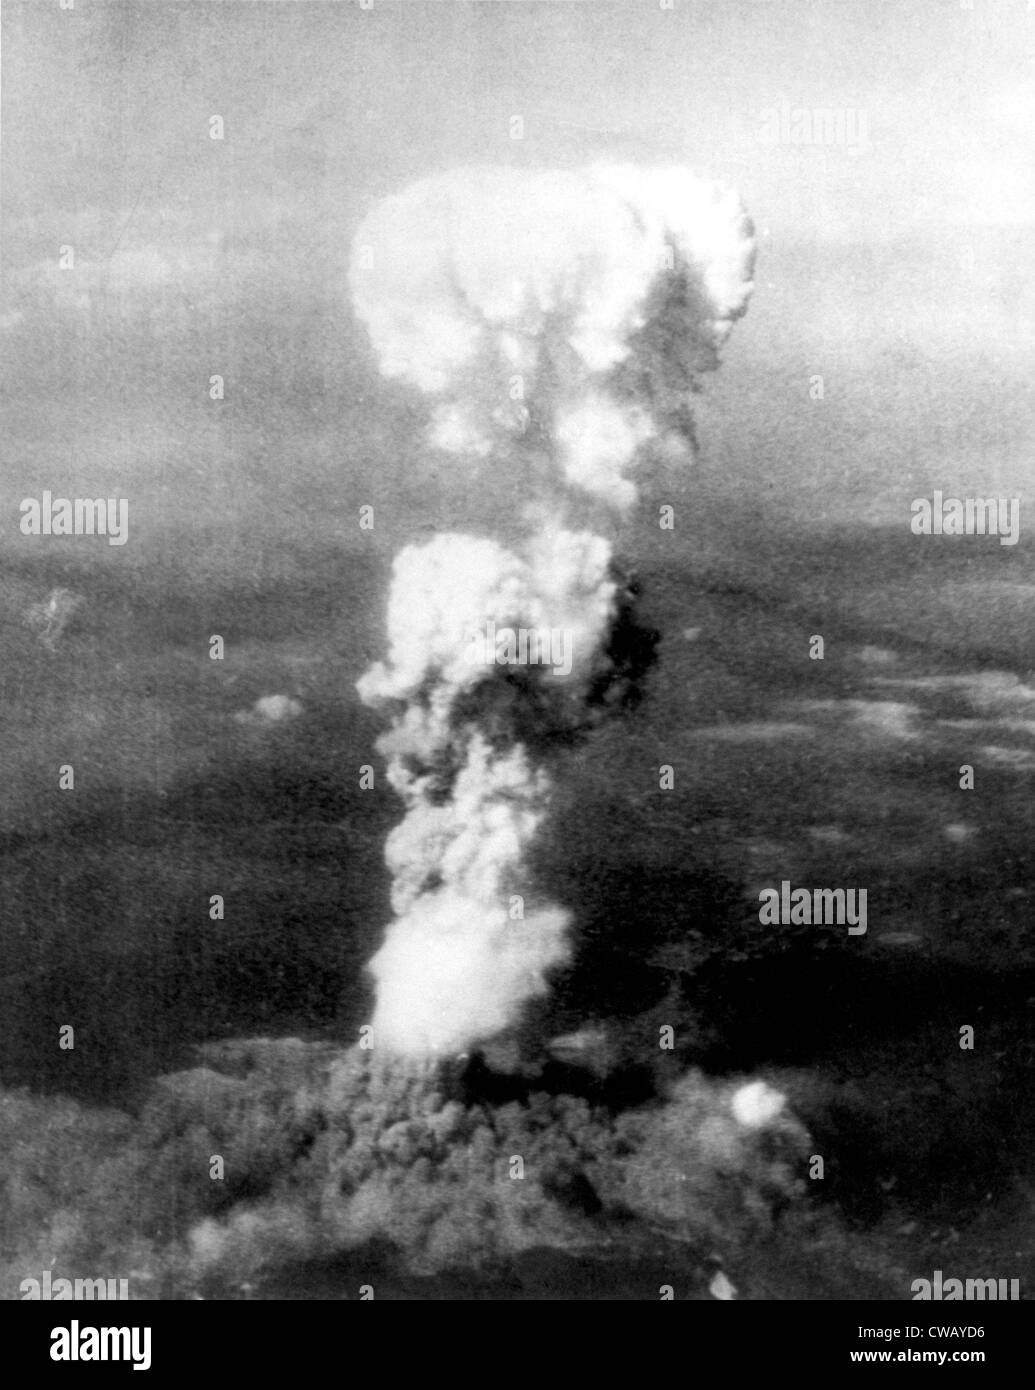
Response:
[0, 1039, 819, 1295]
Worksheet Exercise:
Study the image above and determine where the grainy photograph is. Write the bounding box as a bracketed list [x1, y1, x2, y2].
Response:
[1, 0, 1033, 1330]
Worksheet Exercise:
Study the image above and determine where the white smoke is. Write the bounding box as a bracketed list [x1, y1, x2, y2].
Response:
[350, 164, 754, 512]
[357, 530, 617, 1055]
[352, 164, 754, 1058]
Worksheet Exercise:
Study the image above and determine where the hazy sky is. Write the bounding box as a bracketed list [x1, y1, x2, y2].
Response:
[2, 0, 1033, 573]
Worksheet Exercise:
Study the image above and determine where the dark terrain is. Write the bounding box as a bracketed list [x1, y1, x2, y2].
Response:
[2, 524, 1034, 1297]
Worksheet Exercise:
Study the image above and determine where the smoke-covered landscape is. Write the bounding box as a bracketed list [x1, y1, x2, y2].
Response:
[3, 525, 1034, 1300]
[2, 0, 1034, 1313]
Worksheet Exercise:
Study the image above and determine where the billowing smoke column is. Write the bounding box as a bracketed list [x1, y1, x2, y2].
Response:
[352, 164, 754, 1058]
[0, 169, 828, 1304]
